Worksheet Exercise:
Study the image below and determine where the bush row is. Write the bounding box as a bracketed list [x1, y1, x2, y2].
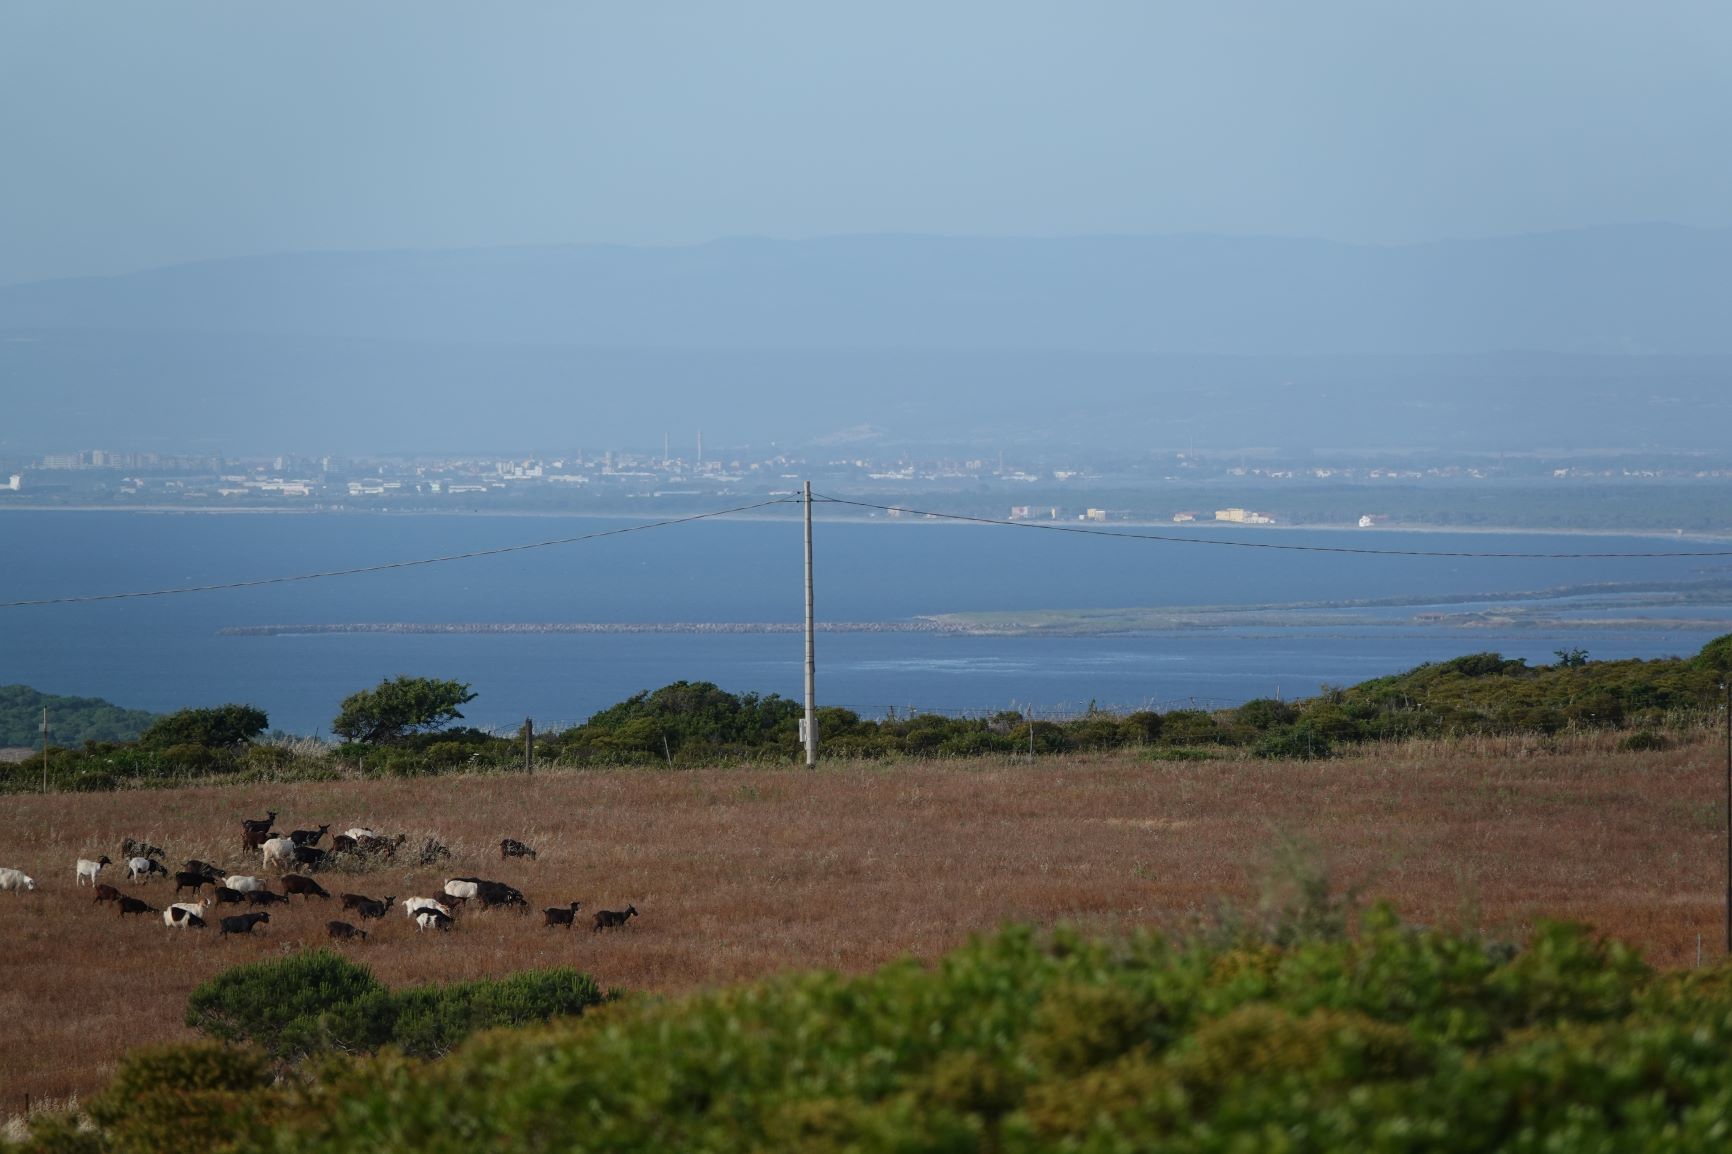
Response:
[16, 912, 1732, 1153]
[6, 634, 1727, 791]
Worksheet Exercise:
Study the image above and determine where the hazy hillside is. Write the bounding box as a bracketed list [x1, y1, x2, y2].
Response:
[6, 226, 1732, 355]
[3, 227, 1731, 455]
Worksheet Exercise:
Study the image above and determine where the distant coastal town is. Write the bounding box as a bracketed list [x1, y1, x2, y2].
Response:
[3, 441, 1731, 534]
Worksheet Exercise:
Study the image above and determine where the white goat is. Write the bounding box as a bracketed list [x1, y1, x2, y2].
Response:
[402, 896, 452, 920]
[443, 879, 480, 903]
[164, 902, 209, 928]
[127, 856, 168, 882]
[0, 867, 36, 893]
[75, 856, 112, 886]
[224, 875, 267, 893]
[260, 837, 297, 871]
[343, 828, 379, 842]
[414, 909, 454, 932]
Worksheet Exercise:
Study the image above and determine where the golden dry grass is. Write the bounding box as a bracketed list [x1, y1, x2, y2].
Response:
[0, 733, 1725, 1108]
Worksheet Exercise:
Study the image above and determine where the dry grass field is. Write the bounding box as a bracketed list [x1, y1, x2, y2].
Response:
[0, 733, 1724, 1111]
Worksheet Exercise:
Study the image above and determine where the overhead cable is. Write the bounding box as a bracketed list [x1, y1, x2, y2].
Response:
[0, 498, 796, 608]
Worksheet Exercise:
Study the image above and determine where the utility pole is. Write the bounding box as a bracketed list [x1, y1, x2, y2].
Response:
[40, 707, 49, 794]
[803, 481, 817, 768]
[524, 717, 534, 776]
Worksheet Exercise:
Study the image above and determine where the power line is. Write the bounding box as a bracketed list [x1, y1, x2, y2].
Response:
[0, 498, 796, 609]
[811, 494, 1732, 560]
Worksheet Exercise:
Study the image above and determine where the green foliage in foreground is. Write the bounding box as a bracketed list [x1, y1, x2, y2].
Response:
[18, 915, 1732, 1153]
[0, 684, 156, 749]
[185, 950, 612, 1061]
[139, 703, 268, 750]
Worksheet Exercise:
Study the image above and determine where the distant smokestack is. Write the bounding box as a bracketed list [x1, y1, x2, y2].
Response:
[697, 430, 703, 465]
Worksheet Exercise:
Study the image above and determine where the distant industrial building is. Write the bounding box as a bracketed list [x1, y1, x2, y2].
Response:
[1215, 507, 1275, 525]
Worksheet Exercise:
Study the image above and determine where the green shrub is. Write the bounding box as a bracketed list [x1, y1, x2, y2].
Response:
[84, 1042, 278, 1154]
[184, 950, 611, 1062]
[1619, 729, 1669, 752]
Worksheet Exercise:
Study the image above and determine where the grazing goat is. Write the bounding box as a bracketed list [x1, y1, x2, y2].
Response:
[241, 827, 275, 852]
[173, 870, 213, 895]
[121, 838, 164, 861]
[288, 824, 329, 847]
[76, 856, 113, 886]
[211, 886, 247, 905]
[340, 892, 376, 911]
[183, 860, 227, 881]
[219, 911, 271, 937]
[499, 838, 538, 861]
[224, 875, 267, 893]
[343, 827, 378, 842]
[542, 901, 583, 928]
[402, 897, 452, 920]
[327, 921, 368, 941]
[246, 889, 289, 907]
[477, 881, 528, 912]
[117, 896, 157, 917]
[292, 845, 329, 871]
[355, 834, 405, 859]
[127, 856, 169, 882]
[0, 868, 36, 893]
[350, 895, 394, 921]
[281, 875, 330, 900]
[93, 883, 123, 904]
[260, 837, 297, 871]
[331, 834, 358, 854]
[164, 904, 207, 929]
[591, 905, 639, 932]
[240, 811, 278, 835]
[443, 878, 482, 903]
[414, 909, 454, 932]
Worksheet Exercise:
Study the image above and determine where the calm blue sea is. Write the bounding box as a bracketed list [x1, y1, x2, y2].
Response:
[2, 511, 1728, 735]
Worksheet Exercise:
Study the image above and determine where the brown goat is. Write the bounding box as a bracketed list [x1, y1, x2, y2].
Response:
[326, 920, 368, 941]
[92, 883, 123, 905]
[117, 896, 156, 917]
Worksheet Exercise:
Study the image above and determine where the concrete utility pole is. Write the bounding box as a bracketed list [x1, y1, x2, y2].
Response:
[803, 481, 818, 768]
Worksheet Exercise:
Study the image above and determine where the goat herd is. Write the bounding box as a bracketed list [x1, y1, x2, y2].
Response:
[0, 809, 642, 945]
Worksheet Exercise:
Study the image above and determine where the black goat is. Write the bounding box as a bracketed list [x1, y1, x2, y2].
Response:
[591, 905, 639, 932]
[292, 845, 329, 871]
[246, 889, 289, 907]
[117, 896, 157, 917]
[288, 824, 330, 847]
[210, 886, 247, 905]
[240, 810, 278, 835]
[219, 911, 271, 937]
[121, 838, 164, 861]
[174, 871, 212, 895]
[542, 901, 582, 928]
[327, 920, 368, 941]
[499, 838, 538, 860]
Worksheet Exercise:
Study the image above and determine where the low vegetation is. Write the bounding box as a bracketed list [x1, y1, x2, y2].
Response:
[185, 950, 612, 1060]
[5, 635, 1728, 792]
[13, 913, 1732, 1152]
[0, 685, 156, 750]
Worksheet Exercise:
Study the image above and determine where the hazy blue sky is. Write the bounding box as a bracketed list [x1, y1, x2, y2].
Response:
[3, 2, 1729, 284]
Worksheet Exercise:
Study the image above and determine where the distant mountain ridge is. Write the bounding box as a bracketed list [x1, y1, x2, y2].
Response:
[5, 225, 1731, 356]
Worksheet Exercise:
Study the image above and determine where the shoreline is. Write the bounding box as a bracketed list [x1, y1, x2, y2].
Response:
[2, 502, 1729, 544]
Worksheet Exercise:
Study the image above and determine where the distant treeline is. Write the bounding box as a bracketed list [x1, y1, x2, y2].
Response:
[4, 634, 1727, 794]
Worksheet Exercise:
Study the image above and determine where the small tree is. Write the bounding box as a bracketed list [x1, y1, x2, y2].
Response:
[140, 704, 269, 749]
[332, 676, 477, 746]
